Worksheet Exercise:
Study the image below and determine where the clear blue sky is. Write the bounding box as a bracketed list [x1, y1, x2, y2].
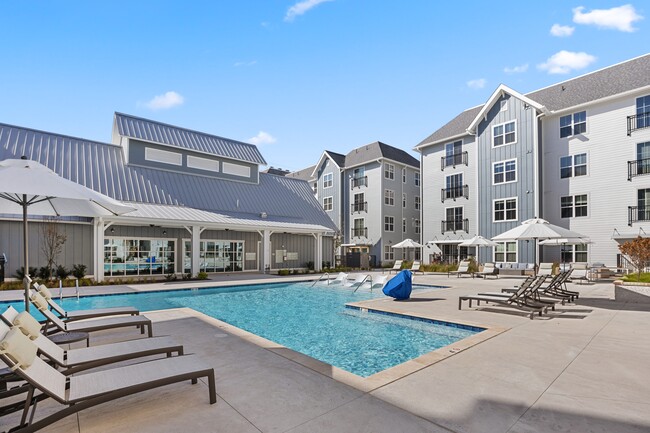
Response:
[0, 1, 647, 171]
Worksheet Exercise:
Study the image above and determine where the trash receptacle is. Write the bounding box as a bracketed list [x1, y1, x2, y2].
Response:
[0, 254, 6, 283]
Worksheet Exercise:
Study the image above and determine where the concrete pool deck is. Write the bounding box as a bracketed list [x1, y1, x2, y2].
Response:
[1, 273, 649, 432]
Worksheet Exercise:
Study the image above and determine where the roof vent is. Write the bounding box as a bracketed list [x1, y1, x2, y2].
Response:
[260, 212, 268, 219]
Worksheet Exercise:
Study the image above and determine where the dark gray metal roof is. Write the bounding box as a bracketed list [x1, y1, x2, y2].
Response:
[345, 141, 419, 168]
[287, 165, 316, 182]
[325, 150, 346, 167]
[0, 123, 336, 230]
[417, 53, 650, 147]
[114, 112, 267, 165]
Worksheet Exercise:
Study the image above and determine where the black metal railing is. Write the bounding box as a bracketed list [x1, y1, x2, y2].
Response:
[441, 185, 469, 202]
[351, 227, 368, 237]
[351, 202, 368, 213]
[628, 158, 650, 180]
[440, 219, 469, 234]
[351, 176, 368, 188]
[441, 152, 468, 170]
[628, 206, 650, 225]
[627, 112, 650, 136]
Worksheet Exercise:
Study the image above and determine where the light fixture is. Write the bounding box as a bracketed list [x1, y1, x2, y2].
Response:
[110, 227, 115, 233]
[162, 230, 167, 235]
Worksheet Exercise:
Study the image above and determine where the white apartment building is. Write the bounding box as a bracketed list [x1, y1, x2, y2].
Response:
[416, 54, 650, 268]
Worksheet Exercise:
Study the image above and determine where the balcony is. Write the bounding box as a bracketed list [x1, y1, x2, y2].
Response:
[441, 185, 469, 202]
[628, 158, 650, 181]
[441, 152, 468, 170]
[351, 176, 368, 188]
[351, 227, 368, 237]
[627, 112, 650, 136]
[441, 219, 469, 234]
[628, 206, 650, 226]
[351, 202, 367, 213]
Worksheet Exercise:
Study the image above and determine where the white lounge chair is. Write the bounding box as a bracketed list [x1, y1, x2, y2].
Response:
[409, 261, 423, 274]
[388, 260, 403, 274]
[448, 260, 473, 278]
[345, 274, 371, 288]
[35, 284, 139, 321]
[370, 275, 388, 289]
[570, 263, 590, 284]
[475, 262, 498, 279]
[328, 272, 348, 285]
[538, 263, 554, 276]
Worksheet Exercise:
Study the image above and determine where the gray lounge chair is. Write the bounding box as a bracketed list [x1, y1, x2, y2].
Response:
[448, 260, 474, 278]
[35, 284, 139, 321]
[388, 260, 403, 274]
[475, 262, 498, 279]
[570, 263, 590, 284]
[538, 263, 554, 276]
[458, 281, 547, 319]
[409, 261, 424, 274]
[29, 291, 153, 339]
[0, 325, 216, 433]
[2, 307, 182, 375]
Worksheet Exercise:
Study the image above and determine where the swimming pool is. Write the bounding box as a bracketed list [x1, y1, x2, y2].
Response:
[4, 282, 483, 377]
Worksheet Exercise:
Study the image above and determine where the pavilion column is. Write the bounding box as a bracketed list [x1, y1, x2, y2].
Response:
[262, 230, 271, 272]
[315, 233, 323, 272]
[191, 225, 201, 277]
[95, 217, 105, 282]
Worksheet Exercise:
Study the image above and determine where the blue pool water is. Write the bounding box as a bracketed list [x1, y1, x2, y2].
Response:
[4, 283, 482, 377]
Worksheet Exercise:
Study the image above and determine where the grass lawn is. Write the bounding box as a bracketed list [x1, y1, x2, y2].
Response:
[621, 272, 650, 283]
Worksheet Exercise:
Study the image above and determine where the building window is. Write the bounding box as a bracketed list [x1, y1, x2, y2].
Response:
[500, 100, 508, 112]
[352, 193, 365, 213]
[402, 193, 407, 208]
[493, 121, 516, 147]
[385, 189, 395, 206]
[402, 167, 407, 183]
[402, 218, 407, 233]
[561, 194, 588, 218]
[494, 198, 517, 222]
[384, 163, 395, 180]
[494, 241, 517, 263]
[444, 173, 465, 200]
[493, 159, 517, 184]
[415, 172, 420, 186]
[444, 207, 464, 232]
[312, 182, 317, 194]
[637, 188, 650, 222]
[384, 245, 394, 261]
[105, 238, 176, 277]
[352, 218, 366, 237]
[384, 216, 394, 232]
[323, 196, 333, 211]
[560, 111, 586, 138]
[638, 95, 650, 129]
[414, 219, 420, 234]
[323, 173, 333, 188]
[560, 154, 587, 178]
[351, 167, 366, 188]
[415, 196, 421, 210]
[562, 244, 588, 263]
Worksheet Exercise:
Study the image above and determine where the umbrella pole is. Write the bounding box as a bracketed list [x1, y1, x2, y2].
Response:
[22, 197, 30, 312]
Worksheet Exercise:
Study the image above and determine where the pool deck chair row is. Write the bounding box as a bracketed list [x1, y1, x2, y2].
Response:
[0, 323, 216, 433]
[34, 283, 139, 321]
[458, 277, 549, 319]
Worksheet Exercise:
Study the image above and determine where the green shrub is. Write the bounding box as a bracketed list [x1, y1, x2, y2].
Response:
[197, 272, 209, 280]
[13, 267, 38, 280]
[621, 273, 650, 283]
[56, 265, 71, 280]
[72, 264, 87, 279]
[165, 273, 177, 281]
[277, 269, 290, 276]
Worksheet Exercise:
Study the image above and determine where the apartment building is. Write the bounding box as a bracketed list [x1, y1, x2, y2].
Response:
[289, 142, 420, 266]
[416, 54, 650, 267]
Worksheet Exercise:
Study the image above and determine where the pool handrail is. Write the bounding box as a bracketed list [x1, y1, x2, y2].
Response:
[311, 273, 330, 287]
[352, 275, 372, 292]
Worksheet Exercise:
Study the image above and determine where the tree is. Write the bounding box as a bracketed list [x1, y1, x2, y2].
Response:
[40, 217, 67, 280]
[618, 236, 650, 280]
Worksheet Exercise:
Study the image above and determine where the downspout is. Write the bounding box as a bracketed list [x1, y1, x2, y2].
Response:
[533, 109, 546, 265]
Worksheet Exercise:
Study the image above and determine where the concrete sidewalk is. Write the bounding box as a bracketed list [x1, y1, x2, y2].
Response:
[1, 274, 649, 432]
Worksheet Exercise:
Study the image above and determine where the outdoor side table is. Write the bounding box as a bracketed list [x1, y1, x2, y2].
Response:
[49, 331, 90, 347]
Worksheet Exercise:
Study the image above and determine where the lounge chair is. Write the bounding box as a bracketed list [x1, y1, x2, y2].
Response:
[570, 263, 590, 284]
[538, 263, 554, 276]
[2, 307, 182, 375]
[388, 260, 403, 274]
[29, 291, 153, 339]
[479, 275, 560, 310]
[475, 262, 498, 279]
[0, 325, 215, 433]
[35, 284, 139, 321]
[328, 272, 348, 285]
[409, 261, 423, 274]
[370, 275, 388, 289]
[459, 281, 548, 319]
[448, 260, 474, 278]
[345, 274, 371, 288]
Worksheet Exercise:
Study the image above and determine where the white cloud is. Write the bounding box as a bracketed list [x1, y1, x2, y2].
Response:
[538, 50, 597, 74]
[234, 60, 257, 67]
[284, 0, 333, 22]
[573, 4, 643, 32]
[145, 91, 184, 110]
[466, 78, 486, 89]
[249, 131, 277, 146]
[550, 24, 575, 37]
[503, 64, 529, 74]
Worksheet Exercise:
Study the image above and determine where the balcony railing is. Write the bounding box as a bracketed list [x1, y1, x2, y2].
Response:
[441, 152, 468, 170]
[351, 176, 368, 188]
[627, 111, 650, 136]
[441, 219, 469, 234]
[628, 206, 650, 226]
[441, 185, 469, 202]
[351, 202, 368, 213]
[351, 227, 368, 237]
[628, 158, 650, 181]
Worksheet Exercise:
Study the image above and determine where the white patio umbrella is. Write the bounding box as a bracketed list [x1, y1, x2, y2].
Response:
[392, 238, 423, 261]
[0, 158, 136, 311]
[458, 235, 498, 263]
[492, 218, 587, 274]
[539, 238, 593, 267]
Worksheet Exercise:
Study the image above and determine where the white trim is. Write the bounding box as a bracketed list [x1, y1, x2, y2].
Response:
[492, 120, 517, 148]
[500, 100, 508, 112]
[384, 215, 395, 232]
[560, 193, 589, 219]
[310, 151, 342, 178]
[493, 196, 518, 222]
[322, 172, 333, 189]
[494, 241, 518, 263]
[492, 158, 518, 185]
[414, 131, 472, 151]
[384, 189, 395, 206]
[559, 110, 587, 139]
[144, 147, 182, 166]
[559, 152, 588, 179]
[384, 162, 395, 180]
[322, 196, 333, 212]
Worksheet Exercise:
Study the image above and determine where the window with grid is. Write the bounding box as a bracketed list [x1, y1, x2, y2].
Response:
[415, 172, 420, 186]
[493, 121, 516, 146]
[352, 193, 365, 212]
[414, 219, 420, 234]
[402, 193, 407, 208]
[560, 154, 587, 178]
[384, 216, 394, 232]
[384, 245, 394, 261]
[322, 173, 333, 188]
[402, 218, 407, 233]
[494, 198, 517, 222]
[562, 244, 588, 263]
[384, 189, 395, 206]
[494, 241, 517, 263]
[637, 95, 650, 129]
[402, 167, 406, 183]
[415, 196, 421, 210]
[352, 218, 365, 237]
[323, 196, 333, 211]
[493, 159, 517, 184]
[560, 111, 586, 138]
[561, 194, 588, 218]
[384, 163, 394, 179]
[444, 140, 463, 167]
[445, 207, 463, 231]
[445, 173, 464, 199]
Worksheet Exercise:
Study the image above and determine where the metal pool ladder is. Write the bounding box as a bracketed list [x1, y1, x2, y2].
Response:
[353, 275, 372, 293]
[311, 272, 330, 287]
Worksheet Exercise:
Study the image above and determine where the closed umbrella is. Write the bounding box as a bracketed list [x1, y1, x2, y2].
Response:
[492, 218, 587, 275]
[392, 238, 423, 261]
[0, 158, 136, 311]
